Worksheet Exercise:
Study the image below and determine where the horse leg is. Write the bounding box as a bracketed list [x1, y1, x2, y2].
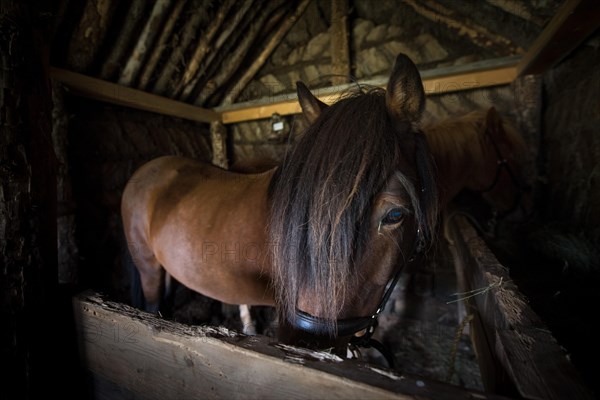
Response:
[138, 262, 164, 314]
[159, 272, 179, 318]
[129, 240, 165, 314]
[239, 304, 256, 335]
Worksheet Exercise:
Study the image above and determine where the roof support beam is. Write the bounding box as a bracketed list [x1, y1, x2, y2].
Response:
[50, 67, 220, 123]
[218, 57, 519, 124]
[516, 0, 600, 76]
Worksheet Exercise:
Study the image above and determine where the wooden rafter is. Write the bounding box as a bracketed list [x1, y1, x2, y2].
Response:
[220, 0, 312, 105]
[195, 1, 279, 105]
[66, 0, 117, 72]
[403, 0, 523, 54]
[118, 0, 172, 87]
[516, 0, 600, 76]
[99, 0, 146, 80]
[137, 0, 188, 90]
[172, 0, 236, 98]
[51, 67, 220, 123]
[485, 0, 546, 27]
[176, 0, 257, 101]
[152, 6, 206, 95]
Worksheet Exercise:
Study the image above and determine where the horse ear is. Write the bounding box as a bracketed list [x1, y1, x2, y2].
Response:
[386, 54, 425, 124]
[297, 81, 327, 124]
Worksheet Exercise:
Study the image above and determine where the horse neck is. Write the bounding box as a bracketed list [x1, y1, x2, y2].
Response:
[424, 114, 488, 207]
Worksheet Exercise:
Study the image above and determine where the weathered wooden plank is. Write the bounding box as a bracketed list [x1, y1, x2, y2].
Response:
[445, 215, 594, 400]
[73, 292, 506, 400]
[218, 57, 518, 124]
[516, 0, 600, 76]
[51, 67, 220, 123]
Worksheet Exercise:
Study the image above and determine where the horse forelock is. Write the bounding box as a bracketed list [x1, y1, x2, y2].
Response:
[268, 89, 437, 333]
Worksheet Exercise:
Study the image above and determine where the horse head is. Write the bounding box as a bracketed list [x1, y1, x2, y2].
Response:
[476, 107, 533, 221]
[268, 54, 438, 351]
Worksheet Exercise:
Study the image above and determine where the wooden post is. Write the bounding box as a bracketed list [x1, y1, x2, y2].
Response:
[211, 121, 229, 169]
[330, 0, 350, 86]
[0, 1, 58, 397]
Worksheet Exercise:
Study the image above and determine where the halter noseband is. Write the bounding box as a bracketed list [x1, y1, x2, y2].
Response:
[290, 231, 425, 339]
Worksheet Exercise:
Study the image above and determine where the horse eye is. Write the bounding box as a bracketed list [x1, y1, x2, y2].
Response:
[381, 208, 405, 225]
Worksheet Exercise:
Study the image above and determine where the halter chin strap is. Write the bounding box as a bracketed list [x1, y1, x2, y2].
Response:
[290, 231, 425, 338]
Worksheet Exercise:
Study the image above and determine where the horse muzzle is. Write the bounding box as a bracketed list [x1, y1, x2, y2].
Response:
[292, 309, 376, 338]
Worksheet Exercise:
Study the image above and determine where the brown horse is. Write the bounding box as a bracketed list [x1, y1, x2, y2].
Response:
[425, 107, 531, 216]
[121, 53, 438, 346]
[402, 107, 532, 298]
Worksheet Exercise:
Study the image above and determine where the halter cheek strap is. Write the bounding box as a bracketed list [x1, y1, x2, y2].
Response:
[478, 126, 531, 218]
[290, 230, 425, 338]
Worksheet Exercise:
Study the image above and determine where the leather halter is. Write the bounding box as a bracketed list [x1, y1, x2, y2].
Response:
[290, 231, 425, 339]
[478, 125, 530, 218]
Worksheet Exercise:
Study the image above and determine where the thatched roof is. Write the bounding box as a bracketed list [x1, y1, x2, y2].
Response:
[51, 0, 568, 111]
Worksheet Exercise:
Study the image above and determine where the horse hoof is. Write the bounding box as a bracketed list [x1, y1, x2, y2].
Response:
[243, 324, 257, 336]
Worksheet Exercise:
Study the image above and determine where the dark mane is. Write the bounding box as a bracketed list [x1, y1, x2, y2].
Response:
[268, 88, 438, 332]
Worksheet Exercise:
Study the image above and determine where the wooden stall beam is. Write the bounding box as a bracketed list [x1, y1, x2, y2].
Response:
[445, 214, 595, 400]
[516, 0, 600, 76]
[50, 67, 220, 123]
[73, 292, 506, 400]
[218, 57, 519, 124]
